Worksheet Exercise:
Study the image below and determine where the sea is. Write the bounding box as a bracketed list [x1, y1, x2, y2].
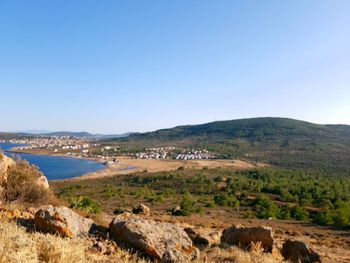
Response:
[0, 142, 105, 180]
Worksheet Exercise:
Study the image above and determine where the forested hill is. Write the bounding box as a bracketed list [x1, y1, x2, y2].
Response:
[118, 117, 350, 174]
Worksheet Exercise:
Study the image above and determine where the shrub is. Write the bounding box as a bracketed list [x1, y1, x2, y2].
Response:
[252, 195, 280, 219]
[205, 200, 216, 208]
[2, 159, 53, 205]
[243, 208, 255, 219]
[173, 191, 197, 216]
[58, 184, 82, 197]
[278, 206, 291, 220]
[313, 209, 334, 226]
[291, 206, 309, 221]
[70, 196, 101, 213]
[333, 201, 350, 227]
[214, 193, 239, 207]
[102, 185, 123, 198]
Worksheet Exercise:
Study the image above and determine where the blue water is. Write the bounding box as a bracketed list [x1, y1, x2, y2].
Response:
[0, 142, 105, 180]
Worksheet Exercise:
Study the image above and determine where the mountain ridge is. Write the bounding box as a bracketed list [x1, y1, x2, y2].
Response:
[116, 117, 350, 174]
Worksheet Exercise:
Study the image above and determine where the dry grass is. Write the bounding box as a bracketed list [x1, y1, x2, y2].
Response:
[0, 219, 147, 263]
[0, 218, 290, 263]
[198, 246, 285, 263]
[2, 159, 57, 206]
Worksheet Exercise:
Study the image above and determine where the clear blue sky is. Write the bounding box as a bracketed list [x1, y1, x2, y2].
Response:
[1, 1, 349, 134]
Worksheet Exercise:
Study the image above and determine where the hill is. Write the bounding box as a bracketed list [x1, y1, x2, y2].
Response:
[117, 117, 350, 174]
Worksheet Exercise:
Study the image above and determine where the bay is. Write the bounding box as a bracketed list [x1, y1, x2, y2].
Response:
[0, 142, 105, 180]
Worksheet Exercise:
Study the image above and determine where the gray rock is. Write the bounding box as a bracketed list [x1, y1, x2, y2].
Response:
[221, 225, 274, 252]
[34, 205, 95, 238]
[132, 203, 150, 216]
[184, 227, 221, 249]
[109, 217, 198, 262]
[282, 240, 321, 263]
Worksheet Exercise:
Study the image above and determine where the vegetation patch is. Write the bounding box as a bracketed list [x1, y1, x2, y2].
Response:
[52, 166, 350, 228]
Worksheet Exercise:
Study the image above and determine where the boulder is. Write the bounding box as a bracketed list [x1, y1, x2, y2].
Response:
[0, 154, 15, 183]
[221, 225, 274, 252]
[281, 240, 321, 263]
[132, 203, 150, 216]
[35, 174, 49, 189]
[184, 228, 220, 249]
[34, 205, 95, 238]
[109, 217, 198, 262]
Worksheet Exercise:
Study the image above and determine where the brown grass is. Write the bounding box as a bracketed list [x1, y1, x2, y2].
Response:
[0, 219, 148, 263]
[2, 160, 57, 206]
[197, 246, 285, 263]
[0, 217, 290, 263]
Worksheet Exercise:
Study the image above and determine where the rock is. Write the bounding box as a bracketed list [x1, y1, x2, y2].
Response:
[184, 227, 220, 249]
[221, 225, 274, 252]
[35, 174, 49, 189]
[113, 207, 132, 215]
[34, 205, 95, 238]
[281, 240, 321, 263]
[184, 228, 208, 248]
[90, 240, 116, 255]
[109, 217, 198, 262]
[0, 154, 15, 183]
[0, 155, 49, 189]
[171, 205, 181, 215]
[132, 203, 150, 216]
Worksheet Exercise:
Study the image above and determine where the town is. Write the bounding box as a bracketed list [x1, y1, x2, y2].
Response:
[1, 137, 216, 161]
[136, 147, 215, 160]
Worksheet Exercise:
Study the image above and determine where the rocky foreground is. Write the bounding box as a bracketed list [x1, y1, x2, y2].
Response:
[0, 204, 321, 263]
[0, 153, 324, 263]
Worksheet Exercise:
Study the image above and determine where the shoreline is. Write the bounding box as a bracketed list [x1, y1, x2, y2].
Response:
[6, 148, 267, 182]
[6, 148, 103, 163]
[5, 147, 115, 180]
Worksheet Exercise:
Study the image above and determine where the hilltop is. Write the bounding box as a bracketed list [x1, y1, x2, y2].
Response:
[116, 117, 350, 174]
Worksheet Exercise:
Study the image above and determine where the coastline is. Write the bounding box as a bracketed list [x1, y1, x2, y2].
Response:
[7, 148, 267, 182]
[5, 147, 112, 180]
[7, 148, 103, 163]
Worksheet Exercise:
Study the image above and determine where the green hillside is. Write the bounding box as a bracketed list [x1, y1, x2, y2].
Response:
[117, 117, 350, 174]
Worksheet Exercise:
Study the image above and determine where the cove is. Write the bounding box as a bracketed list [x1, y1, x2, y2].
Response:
[0, 142, 105, 180]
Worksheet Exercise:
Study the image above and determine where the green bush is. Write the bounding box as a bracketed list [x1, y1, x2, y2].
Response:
[102, 185, 120, 198]
[291, 206, 309, 221]
[278, 206, 292, 220]
[213, 193, 239, 207]
[252, 195, 280, 219]
[313, 209, 334, 226]
[70, 196, 101, 213]
[173, 191, 197, 216]
[333, 201, 350, 227]
[205, 200, 216, 208]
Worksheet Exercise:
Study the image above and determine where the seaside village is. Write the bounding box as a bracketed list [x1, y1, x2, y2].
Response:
[1, 136, 216, 163]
